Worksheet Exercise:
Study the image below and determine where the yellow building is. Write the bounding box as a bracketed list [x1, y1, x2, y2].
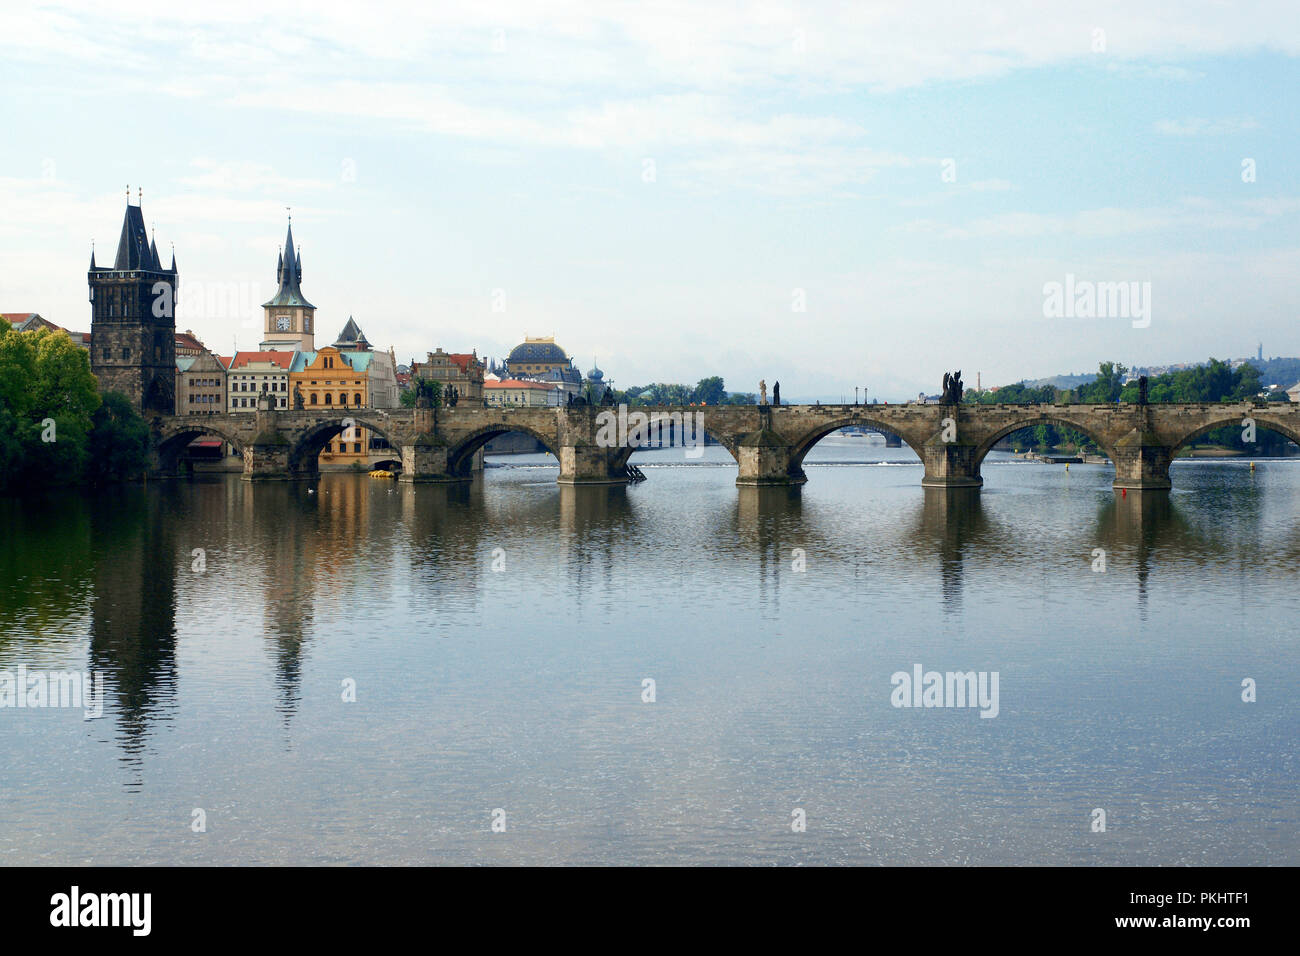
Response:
[289, 346, 389, 467]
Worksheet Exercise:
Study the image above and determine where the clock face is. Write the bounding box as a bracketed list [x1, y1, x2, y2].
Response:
[276, 315, 291, 331]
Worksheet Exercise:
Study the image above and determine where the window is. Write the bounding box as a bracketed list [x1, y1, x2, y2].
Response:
[354, 393, 362, 405]
[324, 393, 332, 405]
[310, 393, 318, 405]
[121, 347, 130, 360]
[353, 443, 361, 454]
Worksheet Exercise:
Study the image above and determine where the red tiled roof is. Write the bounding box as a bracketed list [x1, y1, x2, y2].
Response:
[445, 352, 478, 372]
[229, 350, 296, 369]
[175, 331, 205, 350]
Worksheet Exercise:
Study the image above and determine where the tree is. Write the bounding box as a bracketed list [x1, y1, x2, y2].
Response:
[1078, 362, 1127, 403]
[693, 376, 726, 405]
[86, 392, 150, 484]
[0, 325, 101, 492]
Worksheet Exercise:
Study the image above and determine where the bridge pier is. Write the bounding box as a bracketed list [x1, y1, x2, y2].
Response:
[242, 407, 294, 480]
[398, 441, 464, 483]
[558, 443, 629, 485]
[920, 435, 983, 488]
[735, 423, 805, 486]
[1111, 429, 1173, 491]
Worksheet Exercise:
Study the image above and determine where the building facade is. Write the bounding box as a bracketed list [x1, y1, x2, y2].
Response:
[227, 350, 297, 411]
[409, 348, 485, 405]
[175, 346, 227, 414]
[87, 197, 179, 415]
[485, 378, 559, 407]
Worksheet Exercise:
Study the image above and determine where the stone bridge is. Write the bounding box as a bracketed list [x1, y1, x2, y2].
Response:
[151, 400, 1300, 490]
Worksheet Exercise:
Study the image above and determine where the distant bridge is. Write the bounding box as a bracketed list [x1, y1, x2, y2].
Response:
[151, 400, 1300, 490]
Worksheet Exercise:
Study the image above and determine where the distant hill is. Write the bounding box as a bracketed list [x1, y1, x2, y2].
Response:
[1248, 357, 1300, 388]
[1020, 373, 1096, 390]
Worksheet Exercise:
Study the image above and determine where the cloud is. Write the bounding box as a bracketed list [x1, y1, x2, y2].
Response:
[1155, 117, 1261, 136]
[911, 197, 1298, 240]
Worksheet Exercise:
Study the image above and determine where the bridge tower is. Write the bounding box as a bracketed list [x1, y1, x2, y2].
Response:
[88, 191, 179, 416]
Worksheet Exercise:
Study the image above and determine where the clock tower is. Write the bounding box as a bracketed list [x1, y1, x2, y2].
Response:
[260, 218, 316, 351]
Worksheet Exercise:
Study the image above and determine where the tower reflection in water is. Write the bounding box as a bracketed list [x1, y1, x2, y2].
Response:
[89, 487, 178, 781]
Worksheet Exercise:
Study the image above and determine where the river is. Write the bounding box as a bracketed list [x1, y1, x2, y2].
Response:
[1, 437, 1295, 864]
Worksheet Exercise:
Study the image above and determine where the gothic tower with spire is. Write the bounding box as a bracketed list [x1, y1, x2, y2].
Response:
[87, 192, 179, 416]
[260, 217, 316, 351]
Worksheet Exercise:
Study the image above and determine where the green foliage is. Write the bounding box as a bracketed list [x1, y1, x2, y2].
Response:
[0, 324, 152, 493]
[86, 392, 150, 484]
[1077, 362, 1127, 403]
[611, 377, 737, 406]
[694, 376, 726, 405]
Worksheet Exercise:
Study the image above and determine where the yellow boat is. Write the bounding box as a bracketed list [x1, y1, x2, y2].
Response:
[368, 469, 396, 479]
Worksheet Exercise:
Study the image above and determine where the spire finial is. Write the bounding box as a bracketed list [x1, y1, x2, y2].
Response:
[138, 186, 142, 205]
[126, 184, 130, 203]
[286, 206, 291, 223]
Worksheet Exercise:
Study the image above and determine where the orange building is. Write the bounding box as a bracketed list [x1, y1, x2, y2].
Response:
[289, 346, 388, 467]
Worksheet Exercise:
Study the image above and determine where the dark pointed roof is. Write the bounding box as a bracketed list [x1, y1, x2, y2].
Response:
[112, 203, 155, 270]
[333, 315, 370, 349]
[262, 221, 315, 309]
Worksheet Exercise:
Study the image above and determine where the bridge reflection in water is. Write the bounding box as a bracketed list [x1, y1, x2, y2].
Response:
[0, 464, 1267, 766]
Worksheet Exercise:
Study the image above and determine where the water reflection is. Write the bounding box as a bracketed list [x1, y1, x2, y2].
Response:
[735, 486, 804, 615]
[910, 487, 989, 614]
[88, 487, 178, 777]
[1, 462, 1296, 865]
[1095, 491, 1194, 619]
[560, 483, 636, 594]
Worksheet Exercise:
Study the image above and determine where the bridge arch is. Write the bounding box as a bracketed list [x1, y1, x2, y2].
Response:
[155, 421, 246, 473]
[289, 415, 405, 476]
[973, 414, 1118, 466]
[615, 412, 741, 470]
[1168, 414, 1300, 459]
[447, 425, 562, 477]
[787, 416, 925, 478]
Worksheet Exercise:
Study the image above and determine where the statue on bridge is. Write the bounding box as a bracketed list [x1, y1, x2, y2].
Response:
[414, 379, 437, 408]
[772, 381, 781, 406]
[759, 379, 767, 405]
[601, 385, 616, 407]
[293, 383, 305, 410]
[1138, 375, 1149, 406]
[941, 370, 964, 405]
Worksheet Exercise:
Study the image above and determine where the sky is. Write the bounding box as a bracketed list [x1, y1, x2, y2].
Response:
[1, 1, 1297, 401]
